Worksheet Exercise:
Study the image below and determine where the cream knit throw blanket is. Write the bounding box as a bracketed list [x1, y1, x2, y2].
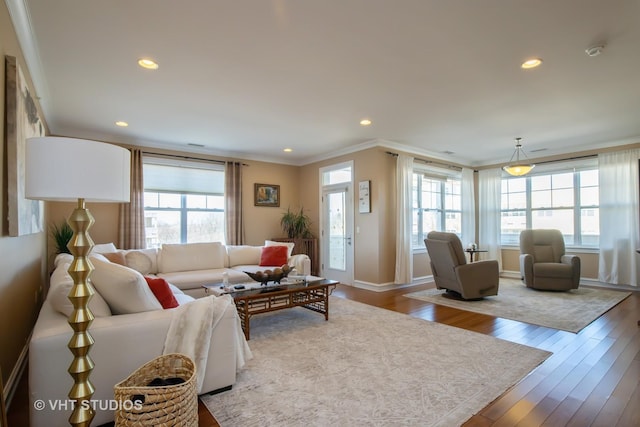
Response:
[163, 294, 252, 392]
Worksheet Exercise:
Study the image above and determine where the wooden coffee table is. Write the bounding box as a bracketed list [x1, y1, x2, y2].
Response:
[203, 279, 338, 339]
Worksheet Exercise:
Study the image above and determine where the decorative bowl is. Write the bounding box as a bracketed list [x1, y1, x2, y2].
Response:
[245, 265, 291, 285]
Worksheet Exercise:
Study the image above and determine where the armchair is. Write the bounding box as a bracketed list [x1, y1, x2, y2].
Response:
[424, 231, 499, 300]
[519, 229, 580, 291]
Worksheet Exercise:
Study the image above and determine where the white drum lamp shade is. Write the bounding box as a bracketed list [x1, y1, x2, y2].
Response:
[25, 137, 130, 202]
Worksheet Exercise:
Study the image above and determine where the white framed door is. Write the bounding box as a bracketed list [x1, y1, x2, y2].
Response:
[321, 183, 354, 284]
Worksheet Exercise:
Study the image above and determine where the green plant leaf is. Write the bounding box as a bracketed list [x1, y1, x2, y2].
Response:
[50, 221, 73, 254]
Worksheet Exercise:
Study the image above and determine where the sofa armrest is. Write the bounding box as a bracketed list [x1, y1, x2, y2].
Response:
[561, 254, 581, 286]
[30, 300, 238, 427]
[289, 254, 311, 276]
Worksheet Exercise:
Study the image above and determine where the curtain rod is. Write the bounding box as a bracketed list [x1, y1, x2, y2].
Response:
[532, 153, 597, 166]
[141, 150, 249, 166]
[387, 150, 598, 171]
[386, 151, 463, 171]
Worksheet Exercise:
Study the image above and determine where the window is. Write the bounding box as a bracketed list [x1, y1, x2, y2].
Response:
[412, 169, 462, 248]
[500, 160, 599, 247]
[143, 157, 225, 248]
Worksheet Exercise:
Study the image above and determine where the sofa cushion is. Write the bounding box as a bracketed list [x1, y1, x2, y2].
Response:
[158, 268, 248, 290]
[227, 245, 261, 267]
[158, 242, 225, 273]
[265, 240, 295, 258]
[90, 258, 163, 314]
[49, 261, 112, 318]
[259, 245, 288, 266]
[124, 248, 158, 275]
[144, 277, 179, 309]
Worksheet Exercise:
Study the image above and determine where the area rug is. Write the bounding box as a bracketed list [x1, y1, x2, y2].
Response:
[404, 279, 631, 333]
[201, 297, 550, 426]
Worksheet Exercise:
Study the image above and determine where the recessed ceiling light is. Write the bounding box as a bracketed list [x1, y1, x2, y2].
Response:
[283, 148, 293, 153]
[521, 58, 542, 69]
[115, 121, 129, 127]
[138, 58, 159, 70]
[360, 119, 372, 126]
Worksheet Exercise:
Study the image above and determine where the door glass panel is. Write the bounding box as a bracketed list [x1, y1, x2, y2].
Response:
[328, 192, 346, 271]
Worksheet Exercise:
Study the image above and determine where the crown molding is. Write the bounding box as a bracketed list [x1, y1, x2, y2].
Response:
[5, 0, 50, 114]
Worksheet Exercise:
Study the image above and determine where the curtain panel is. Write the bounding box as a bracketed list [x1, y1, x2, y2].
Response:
[461, 168, 476, 248]
[394, 154, 414, 284]
[478, 168, 503, 271]
[598, 149, 640, 286]
[225, 161, 244, 245]
[118, 148, 146, 249]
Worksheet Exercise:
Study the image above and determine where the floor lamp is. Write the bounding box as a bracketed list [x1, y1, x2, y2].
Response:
[25, 137, 130, 426]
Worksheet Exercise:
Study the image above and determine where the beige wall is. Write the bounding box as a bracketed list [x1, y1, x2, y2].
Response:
[501, 248, 599, 279]
[300, 147, 397, 286]
[0, 2, 48, 391]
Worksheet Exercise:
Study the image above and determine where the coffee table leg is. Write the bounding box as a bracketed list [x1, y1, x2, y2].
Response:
[324, 287, 329, 320]
[237, 304, 250, 340]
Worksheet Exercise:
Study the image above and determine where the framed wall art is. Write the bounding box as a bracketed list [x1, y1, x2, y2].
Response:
[254, 183, 280, 207]
[5, 55, 46, 236]
[359, 180, 371, 213]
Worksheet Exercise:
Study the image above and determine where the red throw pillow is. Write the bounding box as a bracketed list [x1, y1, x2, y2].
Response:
[259, 245, 288, 266]
[144, 277, 179, 309]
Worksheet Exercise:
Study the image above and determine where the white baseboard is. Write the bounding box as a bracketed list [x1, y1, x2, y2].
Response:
[351, 276, 434, 292]
[500, 270, 522, 279]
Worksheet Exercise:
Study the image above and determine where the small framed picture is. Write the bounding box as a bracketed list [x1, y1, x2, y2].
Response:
[254, 183, 280, 207]
[359, 180, 371, 213]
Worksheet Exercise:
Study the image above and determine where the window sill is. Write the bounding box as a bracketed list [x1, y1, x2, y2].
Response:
[501, 245, 599, 254]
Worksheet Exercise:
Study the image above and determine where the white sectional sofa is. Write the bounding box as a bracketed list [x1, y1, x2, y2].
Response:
[118, 240, 311, 298]
[29, 240, 307, 426]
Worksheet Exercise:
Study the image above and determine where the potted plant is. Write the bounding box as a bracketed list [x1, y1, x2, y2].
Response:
[280, 207, 314, 239]
[51, 221, 73, 254]
[277, 207, 319, 275]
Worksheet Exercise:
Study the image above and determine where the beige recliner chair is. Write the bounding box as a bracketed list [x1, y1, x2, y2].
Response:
[424, 231, 499, 300]
[519, 229, 580, 291]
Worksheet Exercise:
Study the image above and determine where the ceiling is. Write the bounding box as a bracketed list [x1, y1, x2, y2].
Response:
[8, 0, 640, 166]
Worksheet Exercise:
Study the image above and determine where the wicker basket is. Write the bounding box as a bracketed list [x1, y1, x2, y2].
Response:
[114, 353, 197, 427]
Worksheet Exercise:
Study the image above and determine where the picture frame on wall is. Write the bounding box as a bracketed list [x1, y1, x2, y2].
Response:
[5, 55, 46, 236]
[254, 183, 280, 207]
[359, 180, 371, 213]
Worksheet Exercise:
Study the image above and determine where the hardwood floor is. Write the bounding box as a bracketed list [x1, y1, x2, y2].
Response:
[8, 282, 639, 426]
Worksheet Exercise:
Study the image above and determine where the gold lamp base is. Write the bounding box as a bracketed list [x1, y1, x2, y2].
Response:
[66, 198, 96, 426]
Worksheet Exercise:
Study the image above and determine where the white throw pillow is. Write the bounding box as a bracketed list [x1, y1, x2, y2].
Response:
[174, 293, 195, 305]
[49, 262, 112, 318]
[265, 240, 295, 258]
[91, 242, 118, 254]
[124, 248, 158, 275]
[227, 245, 262, 266]
[90, 258, 162, 314]
[158, 242, 225, 273]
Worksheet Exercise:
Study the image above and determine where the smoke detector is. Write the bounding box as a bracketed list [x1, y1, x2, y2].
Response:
[585, 44, 605, 57]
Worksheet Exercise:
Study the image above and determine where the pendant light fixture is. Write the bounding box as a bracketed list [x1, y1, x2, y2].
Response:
[503, 137, 535, 176]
